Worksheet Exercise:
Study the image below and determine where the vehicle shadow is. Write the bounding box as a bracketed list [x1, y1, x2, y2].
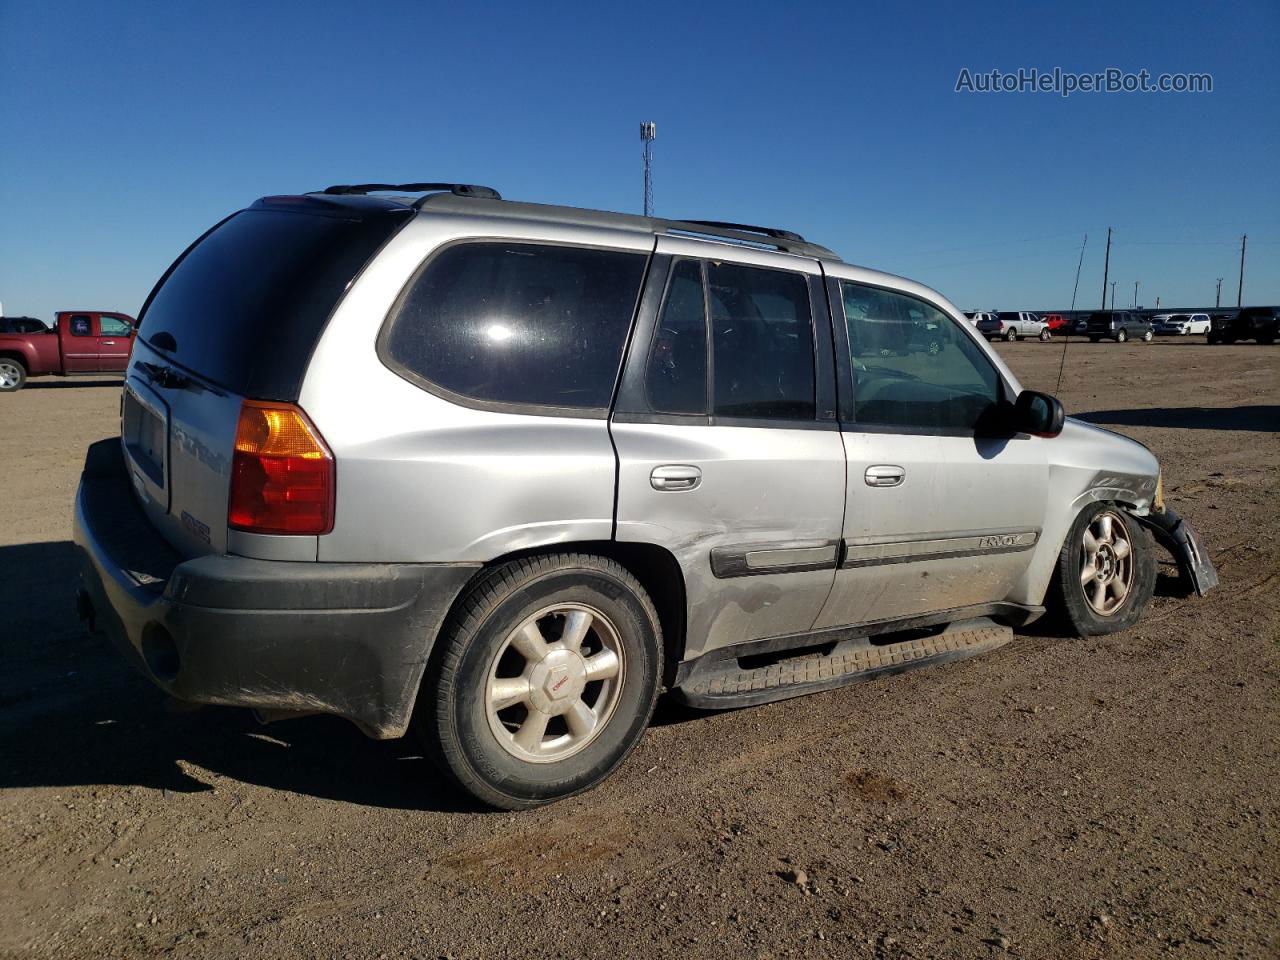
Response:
[0, 540, 481, 813]
[1077, 405, 1280, 433]
[24, 378, 124, 390]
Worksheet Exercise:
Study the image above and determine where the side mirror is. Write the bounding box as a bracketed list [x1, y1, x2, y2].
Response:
[1013, 390, 1065, 437]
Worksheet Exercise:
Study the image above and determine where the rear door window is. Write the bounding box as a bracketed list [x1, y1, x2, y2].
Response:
[707, 261, 815, 420]
[647, 259, 708, 415]
[383, 242, 648, 414]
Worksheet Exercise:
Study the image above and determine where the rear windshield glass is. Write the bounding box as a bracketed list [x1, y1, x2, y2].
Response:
[997, 312, 1019, 322]
[138, 205, 409, 399]
[382, 241, 647, 413]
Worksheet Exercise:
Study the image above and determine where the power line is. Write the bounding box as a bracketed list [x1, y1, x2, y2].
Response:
[1055, 233, 1087, 396]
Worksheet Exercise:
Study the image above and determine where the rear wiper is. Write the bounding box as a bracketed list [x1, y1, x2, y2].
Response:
[136, 361, 192, 390]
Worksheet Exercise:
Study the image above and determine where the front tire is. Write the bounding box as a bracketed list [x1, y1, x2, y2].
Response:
[0, 358, 26, 392]
[1039, 328, 1051, 342]
[1142, 329, 1154, 342]
[1116, 329, 1129, 343]
[1051, 503, 1156, 636]
[420, 553, 661, 810]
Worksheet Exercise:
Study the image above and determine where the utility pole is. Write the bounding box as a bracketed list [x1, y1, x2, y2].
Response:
[1134, 280, 1140, 308]
[640, 122, 656, 218]
[1100, 227, 1112, 309]
[1237, 234, 1247, 307]
[1215, 277, 1223, 308]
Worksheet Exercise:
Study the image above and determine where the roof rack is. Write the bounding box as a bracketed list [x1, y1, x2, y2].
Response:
[661, 218, 837, 259]
[320, 182, 502, 201]
[677, 219, 806, 244]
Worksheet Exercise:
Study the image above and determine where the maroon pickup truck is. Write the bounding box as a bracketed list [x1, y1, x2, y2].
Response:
[0, 311, 137, 391]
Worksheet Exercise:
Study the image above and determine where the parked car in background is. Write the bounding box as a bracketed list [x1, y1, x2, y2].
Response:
[977, 311, 1051, 342]
[1086, 311, 1153, 343]
[964, 311, 998, 327]
[1208, 307, 1278, 345]
[1042, 313, 1071, 332]
[1154, 313, 1211, 336]
[0, 316, 50, 334]
[0, 311, 136, 391]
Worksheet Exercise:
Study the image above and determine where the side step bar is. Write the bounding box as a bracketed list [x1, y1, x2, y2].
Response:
[672, 619, 1012, 709]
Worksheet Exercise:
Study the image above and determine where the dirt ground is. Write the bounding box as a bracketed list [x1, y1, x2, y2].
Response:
[1, 340, 1277, 960]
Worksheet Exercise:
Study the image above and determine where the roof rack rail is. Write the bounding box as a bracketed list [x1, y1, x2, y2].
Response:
[662, 218, 837, 259]
[319, 182, 502, 201]
[678, 219, 806, 243]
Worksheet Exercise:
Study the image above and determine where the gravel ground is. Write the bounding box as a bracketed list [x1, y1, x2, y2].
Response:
[1, 340, 1277, 959]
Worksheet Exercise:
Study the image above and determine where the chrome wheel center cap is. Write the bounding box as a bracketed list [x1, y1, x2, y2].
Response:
[1095, 545, 1114, 580]
[528, 649, 587, 715]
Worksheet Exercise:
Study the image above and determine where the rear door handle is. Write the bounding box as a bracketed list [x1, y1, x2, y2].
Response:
[864, 464, 905, 487]
[100, 340, 116, 345]
[651, 464, 702, 492]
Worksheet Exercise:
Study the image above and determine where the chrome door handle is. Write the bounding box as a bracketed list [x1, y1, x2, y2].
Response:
[864, 464, 905, 487]
[101, 340, 116, 345]
[651, 465, 702, 491]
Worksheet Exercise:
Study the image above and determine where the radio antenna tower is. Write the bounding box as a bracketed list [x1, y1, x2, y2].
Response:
[640, 122, 656, 217]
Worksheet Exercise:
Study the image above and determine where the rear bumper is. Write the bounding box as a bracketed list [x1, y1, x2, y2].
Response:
[73, 439, 479, 738]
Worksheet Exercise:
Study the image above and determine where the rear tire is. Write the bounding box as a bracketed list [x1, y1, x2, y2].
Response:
[419, 553, 662, 810]
[1116, 329, 1128, 343]
[1004, 328, 1017, 342]
[1051, 503, 1156, 636]
[0, 358, 26, 392]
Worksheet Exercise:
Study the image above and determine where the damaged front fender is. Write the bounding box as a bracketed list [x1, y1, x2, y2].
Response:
[1136, 506, 1219, 597]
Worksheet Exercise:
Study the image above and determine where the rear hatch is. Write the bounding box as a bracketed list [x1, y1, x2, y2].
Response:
[1087, 311, 1114, 331]
[121, 196, 412, 558]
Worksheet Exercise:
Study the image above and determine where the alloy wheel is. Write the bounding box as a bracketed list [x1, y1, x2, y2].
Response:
[484, 603, 625, 763]
[0, 360, 22, 389]
[1080, 510, 1136, 616]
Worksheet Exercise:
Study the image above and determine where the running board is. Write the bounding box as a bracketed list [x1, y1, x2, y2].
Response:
[672, 619, 1013, 709]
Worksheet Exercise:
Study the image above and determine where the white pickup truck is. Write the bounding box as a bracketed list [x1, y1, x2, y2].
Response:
[976, 311, 1051, 342]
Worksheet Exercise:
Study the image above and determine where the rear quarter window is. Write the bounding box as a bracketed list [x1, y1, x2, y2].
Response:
[381, 241, 648, 414]
[137, 205, 410, 399]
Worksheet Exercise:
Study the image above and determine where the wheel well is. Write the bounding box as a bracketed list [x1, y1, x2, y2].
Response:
[0, 351, 28, 370]
[464, 541, 688, 688]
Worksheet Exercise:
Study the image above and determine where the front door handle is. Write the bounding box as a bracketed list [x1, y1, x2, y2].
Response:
[100, 340, 116, 345]
[651, 464, 702, 492]
[864, 464, 905, 487]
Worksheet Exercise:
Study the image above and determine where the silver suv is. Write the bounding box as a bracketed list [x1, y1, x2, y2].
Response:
[74, 183, 1217, 809]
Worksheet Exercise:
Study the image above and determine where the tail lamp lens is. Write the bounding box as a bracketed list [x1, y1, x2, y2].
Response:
[228, 401, 334, 535]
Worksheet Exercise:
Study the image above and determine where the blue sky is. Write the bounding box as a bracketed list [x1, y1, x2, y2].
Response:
[2, 0, 1277, 320]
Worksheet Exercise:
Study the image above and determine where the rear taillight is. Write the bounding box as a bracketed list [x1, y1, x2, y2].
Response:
[228, 400, 334, 535]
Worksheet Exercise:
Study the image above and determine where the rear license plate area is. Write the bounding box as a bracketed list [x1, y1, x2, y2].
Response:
[123, 383, 166, 488]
